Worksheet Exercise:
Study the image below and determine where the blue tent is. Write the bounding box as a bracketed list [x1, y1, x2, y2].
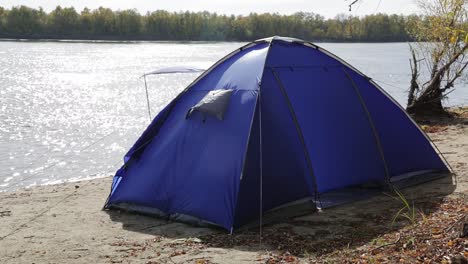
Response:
[105, 36, 450, 232]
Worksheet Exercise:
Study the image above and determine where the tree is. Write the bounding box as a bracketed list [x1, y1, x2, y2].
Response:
[0, 6, 7, 32]
[115, 9, 141, 37]
[91, 7, 115, 36]
[406, 0, 468, 116]
[5, 6, 44, 35]
[48, 6, 79, 35]
[80, 7, 92, 35]
[0, 5, 419, 42]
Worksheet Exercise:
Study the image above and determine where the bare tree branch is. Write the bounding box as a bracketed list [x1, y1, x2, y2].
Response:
[442, 60, 468, 92]
[426, 43, 468, 90]
[348, 0, 360, 11]
[408, 46, 421, 106]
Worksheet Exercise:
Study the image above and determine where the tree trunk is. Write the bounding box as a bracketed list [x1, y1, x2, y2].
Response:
[406, 78, 448, 117]
[407, 48, 419, 107]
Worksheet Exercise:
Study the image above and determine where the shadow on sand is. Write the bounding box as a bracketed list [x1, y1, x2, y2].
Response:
[415, 107, 468, 127]
[106, 174, 456, 257]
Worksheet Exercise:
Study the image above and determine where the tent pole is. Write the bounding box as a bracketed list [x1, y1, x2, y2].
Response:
[258, 88, 263, 242]
[143, 75, 152, 122]
[270, 68, 321, 209]
[342, 68, 391, 185]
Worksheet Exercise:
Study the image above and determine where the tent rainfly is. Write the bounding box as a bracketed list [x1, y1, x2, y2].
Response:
[141, 66, 205, 77]
[104, 36, 451, 232]
[141, 66, 206, 121]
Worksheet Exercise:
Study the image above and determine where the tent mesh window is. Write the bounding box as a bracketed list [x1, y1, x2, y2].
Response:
[186, 89, 233, 121]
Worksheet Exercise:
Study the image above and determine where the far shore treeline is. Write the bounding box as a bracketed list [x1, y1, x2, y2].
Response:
[0, 6, 424, 42]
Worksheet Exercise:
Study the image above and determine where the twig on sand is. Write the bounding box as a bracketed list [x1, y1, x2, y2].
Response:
[72, 248, 89, 251]
[0, 210, 11, 217]
[445, 215, 468, 237]
[371, 233, 401, 253]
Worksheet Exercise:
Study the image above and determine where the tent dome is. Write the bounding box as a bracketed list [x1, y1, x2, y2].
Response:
[105, 36, 450, 231]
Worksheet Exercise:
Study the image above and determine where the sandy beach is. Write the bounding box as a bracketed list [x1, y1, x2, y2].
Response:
[0, 109, 467, 263]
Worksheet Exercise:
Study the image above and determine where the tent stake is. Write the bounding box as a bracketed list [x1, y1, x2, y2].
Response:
[143, 75, 152, 122]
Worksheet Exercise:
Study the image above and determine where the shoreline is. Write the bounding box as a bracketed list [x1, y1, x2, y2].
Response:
[1, 110, 467, 263]
[0, 37, 416, 44]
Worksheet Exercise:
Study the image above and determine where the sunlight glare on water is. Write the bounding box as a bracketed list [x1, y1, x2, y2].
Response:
[0, 41, 240, 191]
[0, 41, 466, 191]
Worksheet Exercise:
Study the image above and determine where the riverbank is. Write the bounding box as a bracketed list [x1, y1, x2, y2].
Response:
[0, 109, 467, 263]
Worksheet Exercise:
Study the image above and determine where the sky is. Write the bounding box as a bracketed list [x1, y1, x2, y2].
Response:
[0, 0, 419, 18]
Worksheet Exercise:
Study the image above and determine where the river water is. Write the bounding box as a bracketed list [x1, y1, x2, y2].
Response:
[1, 41, 467, 191]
